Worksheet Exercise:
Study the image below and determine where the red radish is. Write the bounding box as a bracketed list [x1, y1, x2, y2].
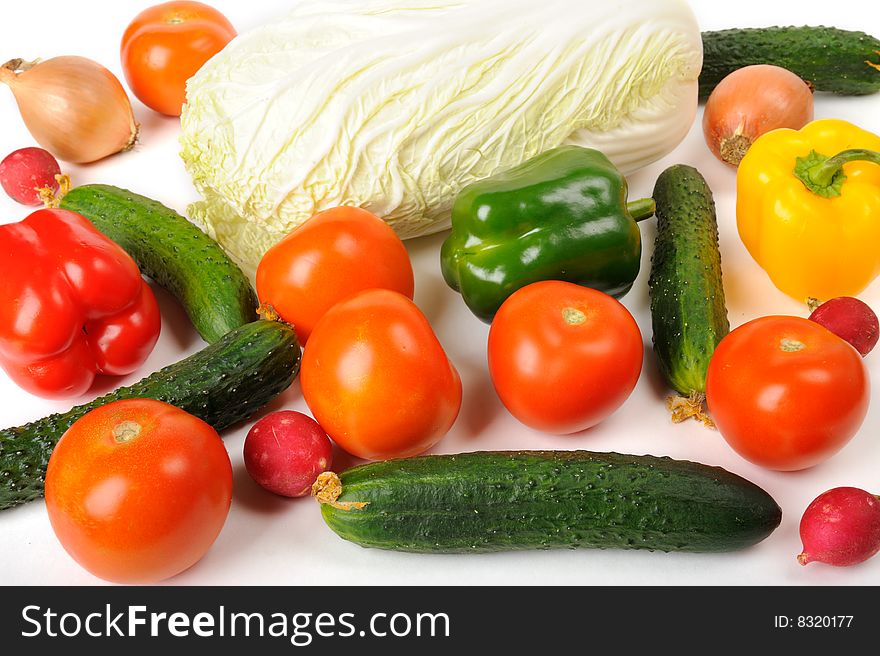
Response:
[808, 297, 879, 356]
[243, 410, 333, 498]
[0, 147, 61, 205]
[798, 487, 880, 567]
[703, 64, 813, 167]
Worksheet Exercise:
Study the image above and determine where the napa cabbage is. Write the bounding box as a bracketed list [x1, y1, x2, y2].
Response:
[180, 0, 702, 274]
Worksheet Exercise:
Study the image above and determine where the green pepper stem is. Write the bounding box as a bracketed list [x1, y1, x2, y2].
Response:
[627, 197, 655, 223]
[808, 149, 880, 187]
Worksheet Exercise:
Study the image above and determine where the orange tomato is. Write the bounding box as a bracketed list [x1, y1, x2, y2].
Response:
[488, 281, 643, 434]
[300, 289, 461, 460]
[44, 399, 232, 583]
[256, 206, 414, 345]
[706, 316, 870, 471]
[120, 1, 236, 116]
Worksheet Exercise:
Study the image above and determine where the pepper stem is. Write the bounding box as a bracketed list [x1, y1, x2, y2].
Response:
[810, 149, 880, 187]
[627, 197, 655, 223]
[795, 148, 880, 198]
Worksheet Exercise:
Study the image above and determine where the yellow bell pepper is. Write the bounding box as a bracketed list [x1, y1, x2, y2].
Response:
[737, 119, 880, 302]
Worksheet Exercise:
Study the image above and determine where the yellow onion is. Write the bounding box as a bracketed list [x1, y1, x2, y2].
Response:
[0, 56, 139, 163]
[702, 64, 813, 168]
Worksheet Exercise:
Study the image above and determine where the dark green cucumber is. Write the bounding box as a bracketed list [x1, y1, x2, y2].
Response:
[316, 451, 782, 553]
[59, 184, 258, 344]
[701, 26, 880, 100]
[648, 165, 729, 398]
[0, 319, 300, 510]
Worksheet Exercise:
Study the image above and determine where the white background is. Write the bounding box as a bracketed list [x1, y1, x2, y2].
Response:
[1, 0, 879, 586]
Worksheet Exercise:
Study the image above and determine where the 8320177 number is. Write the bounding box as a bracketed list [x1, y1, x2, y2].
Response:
[798, 616, 853, 628]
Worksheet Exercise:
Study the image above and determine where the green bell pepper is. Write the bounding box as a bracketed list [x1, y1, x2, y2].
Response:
[440, 146, 655, 322]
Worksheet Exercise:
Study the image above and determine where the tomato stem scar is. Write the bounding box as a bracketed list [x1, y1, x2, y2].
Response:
[780, 338, 806, 352]
[113, 421, 142, 443]
[562, 307, 586, 326]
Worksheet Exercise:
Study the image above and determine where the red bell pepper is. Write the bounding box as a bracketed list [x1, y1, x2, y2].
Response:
[0, 208, 161, 399]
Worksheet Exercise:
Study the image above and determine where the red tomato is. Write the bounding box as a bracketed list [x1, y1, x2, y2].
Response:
[256, 206, 414, 344]
[706, 316, 869, 471]
[45, 399, 232, 583]
[300, 289, 461, 460]
[120, 1, 236, 116]
[488, 281, 643, 434]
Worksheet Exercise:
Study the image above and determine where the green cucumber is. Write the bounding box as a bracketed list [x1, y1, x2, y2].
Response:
[315, 451, 782, 553]
[59, 184, 258, 344]
[701, 26, 880, 100]
[648, 165, 729, 414]
[0, 319, 300, 510]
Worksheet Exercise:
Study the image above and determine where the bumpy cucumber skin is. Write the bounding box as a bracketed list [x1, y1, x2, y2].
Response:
[320, 451, 782, 554]
[649, 165, 729, 396]
[701, 27, 880, 100]
[0, 320, 300, 510]
[60, 185, 258, 344]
